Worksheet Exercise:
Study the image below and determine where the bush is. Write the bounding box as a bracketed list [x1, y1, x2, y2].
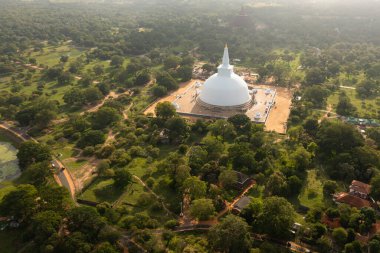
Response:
[164, 219, 179, 229]
[83, 146, 95, 157]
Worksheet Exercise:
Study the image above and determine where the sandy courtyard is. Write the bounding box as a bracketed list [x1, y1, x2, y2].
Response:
[145, 80, 292, 134]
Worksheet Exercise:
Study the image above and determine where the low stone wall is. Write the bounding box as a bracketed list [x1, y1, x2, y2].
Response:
[0, 126, 24, 147]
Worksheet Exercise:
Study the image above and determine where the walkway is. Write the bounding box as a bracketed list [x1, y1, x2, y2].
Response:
[340, 85, 356, 90]
[132, 175, 175, 217]
[0, 122, 76, 199]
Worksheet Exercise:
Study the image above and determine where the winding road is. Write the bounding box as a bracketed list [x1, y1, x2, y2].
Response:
[0, 121, 76, 199]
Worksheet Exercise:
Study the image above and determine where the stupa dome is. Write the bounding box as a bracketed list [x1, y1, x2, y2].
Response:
[199, 45, 251, 108]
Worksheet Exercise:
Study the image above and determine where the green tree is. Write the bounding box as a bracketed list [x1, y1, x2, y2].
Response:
[156, 72, 178, 90]
[164, 55, 181, 69]
[208, 120, 235, 140]
[176, 65, 193, 81]
[357, 80, 379, 98]
[78, 130, 105, 148]
[208, 215, 252, 253]
[155, 101, 177, 120]
[110, 55, 124, 67]
[0, 184, 38, 220]
[367, 128, 380, 148]
[305, 67, 326, 85]
[202, 136, 224, 160]
[332, 227, 348, 249]
[151, 85, 167, 97]
[266, 172, 288, 196]
[287, 175, 303, 196]
[303, 86, 329, 108]
[165, 117, 189, 142]
[323, 180, 338, 197]
[31, 210, 62, 243]
[371, 175, 380, 200]
[228, 114, 252, 135]
[188, 146, 208, 173]
[27, 161, 52, 186]
[182, 177, 207, 199]
[135, 70, 151, 86]
[91, 107, 121, 130]
[258, 196, 295, 238]
[67, 206, 105, 241]
[336, 91, 356, 116]
[17, 141, 51, 170]
[190, 198, 215, 220]
[92, 242, 119, 253]
[64, 88, 85, 105]
[83, 87, 103, 104]
[317, 121, 364, 157]
[113, 169, 133, 190]
[219, 170, 237, 189]
[289, 146, 311, 172]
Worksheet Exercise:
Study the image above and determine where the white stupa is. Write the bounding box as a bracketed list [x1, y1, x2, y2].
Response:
[198, 45, 252, 109]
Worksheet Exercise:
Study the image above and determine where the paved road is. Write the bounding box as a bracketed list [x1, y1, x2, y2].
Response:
[0, 122, 76, 199]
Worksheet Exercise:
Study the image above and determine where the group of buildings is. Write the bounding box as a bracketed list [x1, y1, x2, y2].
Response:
[333, 180, 375, 209]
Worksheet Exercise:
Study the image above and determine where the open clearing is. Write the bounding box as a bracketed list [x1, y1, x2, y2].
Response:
[298, 170, 324, 208]
[328, 87, 380, 119]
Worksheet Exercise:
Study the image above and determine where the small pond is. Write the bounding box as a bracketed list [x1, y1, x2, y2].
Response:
[0, 140, 20, 182]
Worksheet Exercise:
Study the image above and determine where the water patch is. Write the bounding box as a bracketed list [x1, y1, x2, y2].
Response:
[0, 142, 20, 182]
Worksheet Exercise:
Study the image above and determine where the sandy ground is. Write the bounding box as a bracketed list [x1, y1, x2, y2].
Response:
[145, 79, 292, 134]
[144, 80, 200, 115]
[263, 85, 292, 134]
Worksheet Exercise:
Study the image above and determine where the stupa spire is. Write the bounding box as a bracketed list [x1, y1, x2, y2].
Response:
[222, 44, 230, 67]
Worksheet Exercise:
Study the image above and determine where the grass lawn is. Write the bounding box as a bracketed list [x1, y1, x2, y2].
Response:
[328, 87, 379, 118]
[114, 181, 146, 207]
[126, 158, 148, 178]
[30, 45, 82, 67]
[298, 170, 324, 209]
[63, 159, 88, 174]
[80, 178, 122, 203]
[81, 177, 146, 206]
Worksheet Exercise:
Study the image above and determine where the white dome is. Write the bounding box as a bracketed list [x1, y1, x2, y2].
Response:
[199, 46, 251, 107]
[200, 73, 251, 107]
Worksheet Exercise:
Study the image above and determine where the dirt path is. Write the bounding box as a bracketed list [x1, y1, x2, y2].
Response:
[216, 181, 256, 219]
[176, 180, 256, 228]
[63, 156, 99, 191]
[132, 175, 175, 217]
[105, 130, 116, 145]
[340, 85, 356, 90]
[318, 104, 339, 123]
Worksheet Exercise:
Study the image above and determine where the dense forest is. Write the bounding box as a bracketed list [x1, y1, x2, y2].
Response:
[0, 0, 380, 252]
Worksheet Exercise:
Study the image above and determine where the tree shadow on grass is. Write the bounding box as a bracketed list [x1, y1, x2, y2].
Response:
[94, 184, 123, 203]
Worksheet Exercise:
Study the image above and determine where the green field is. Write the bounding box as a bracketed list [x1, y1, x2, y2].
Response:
[298, 170, 324, 208]
[80, 177, 146, 206]
[30, 44, 83, 67]
[328, 87, 380, 118]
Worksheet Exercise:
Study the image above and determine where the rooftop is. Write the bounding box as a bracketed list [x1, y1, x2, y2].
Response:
[233, 196, 251, 212]
[334, 192, 372, 209]
[350, 180, 371, 195]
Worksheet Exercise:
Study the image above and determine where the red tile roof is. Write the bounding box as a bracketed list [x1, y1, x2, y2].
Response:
[350, 180, 371, 195]
[334, 192, 372, 209]
[370, 221, 380, 237]
[321, 215, 341, 229]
